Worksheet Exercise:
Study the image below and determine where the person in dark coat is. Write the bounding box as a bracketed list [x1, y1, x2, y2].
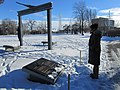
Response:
[88, 23, 102, 79]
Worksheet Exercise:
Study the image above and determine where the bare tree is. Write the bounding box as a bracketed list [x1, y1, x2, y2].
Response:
[63, 24, 70, 34]
[85, 8, 97, 29]
[72, 22, 79, 34]
[73, 0, 87, 35]
[35, 21, 47, 34]
[0, 18, 17, 35]
[73, 0, 97, 35]
[0, 24, 3, 35]
[22, 20, 47, 34]
[26, 19, 36, 31]
[22, 23, 30, 35]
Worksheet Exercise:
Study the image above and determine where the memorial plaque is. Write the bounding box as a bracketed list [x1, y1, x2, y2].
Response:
[22, 58, 64, 84]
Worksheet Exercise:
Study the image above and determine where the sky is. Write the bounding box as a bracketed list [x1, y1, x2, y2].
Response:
[0, 0, 120, 28]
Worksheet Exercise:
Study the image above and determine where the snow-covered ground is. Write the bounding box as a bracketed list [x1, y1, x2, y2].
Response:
[0, 33, 120, 90]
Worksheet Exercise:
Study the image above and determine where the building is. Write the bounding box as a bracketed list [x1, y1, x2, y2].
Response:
[92, 17, 114, 34]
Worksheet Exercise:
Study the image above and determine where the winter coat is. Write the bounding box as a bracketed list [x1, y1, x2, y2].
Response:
[88, 30, 102, 65]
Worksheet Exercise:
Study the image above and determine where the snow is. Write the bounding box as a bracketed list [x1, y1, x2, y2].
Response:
[0, 33, 120, 90]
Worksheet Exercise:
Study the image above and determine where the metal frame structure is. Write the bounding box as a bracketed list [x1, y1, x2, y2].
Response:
[17, 2, 52, 50]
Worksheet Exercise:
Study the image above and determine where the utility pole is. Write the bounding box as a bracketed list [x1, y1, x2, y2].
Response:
[69, 18, 72, 33]
[108, 10, 111, 31]
[58, 13, 62, 31]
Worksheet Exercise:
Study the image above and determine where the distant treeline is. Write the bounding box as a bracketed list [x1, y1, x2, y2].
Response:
[105, 30, 120, 37]
[0, 18, 17, 35]
[0, 18, 47, 35]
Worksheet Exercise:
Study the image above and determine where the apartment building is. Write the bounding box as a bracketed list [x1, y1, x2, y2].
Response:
[92, 17, 114, 34]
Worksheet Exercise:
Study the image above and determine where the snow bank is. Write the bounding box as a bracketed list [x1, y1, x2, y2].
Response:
[0, 34, 119, 90]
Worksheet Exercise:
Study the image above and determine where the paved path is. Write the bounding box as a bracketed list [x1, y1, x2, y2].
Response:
[107, 41, 120, 90]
